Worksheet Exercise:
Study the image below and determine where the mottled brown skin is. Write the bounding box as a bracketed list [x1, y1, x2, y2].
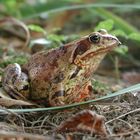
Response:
[2, 29, 121, 106]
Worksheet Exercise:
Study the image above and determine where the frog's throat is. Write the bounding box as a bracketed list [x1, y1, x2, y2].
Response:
[79, 45, 116, 60]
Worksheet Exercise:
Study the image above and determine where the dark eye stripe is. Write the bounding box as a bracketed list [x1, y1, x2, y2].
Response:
[71, 45, 89, 63]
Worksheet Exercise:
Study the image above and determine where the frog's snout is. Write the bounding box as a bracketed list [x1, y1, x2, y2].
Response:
[98, 29, 121, 46]
[102, 34, 121, 48]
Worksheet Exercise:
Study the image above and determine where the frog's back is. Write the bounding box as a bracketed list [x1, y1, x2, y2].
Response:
[23, 48, 69, 100]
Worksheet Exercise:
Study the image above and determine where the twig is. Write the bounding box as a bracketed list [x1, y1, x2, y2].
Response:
[0, 131, 48, 140]
[106, 125, 112, 135]
[117, 118, 133, 129]
[39, 115, 49, 132]
[106, 108, 140, 124]
[109, 129, 140, 137]
[0, 107, 33, 124]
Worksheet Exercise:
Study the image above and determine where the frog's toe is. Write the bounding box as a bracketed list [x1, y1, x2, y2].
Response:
[74, 84, 92, 102]
[49, 97, 65, 106]
[49, 90, 66, 106]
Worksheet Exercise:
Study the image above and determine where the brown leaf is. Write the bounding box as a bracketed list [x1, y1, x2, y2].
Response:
[56, 110, 107, 136]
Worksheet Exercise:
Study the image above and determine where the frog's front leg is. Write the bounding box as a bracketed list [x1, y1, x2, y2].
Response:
[72, 81, 93, 103]
[2, 63, 29, 99]
[49, 83, 65, 106]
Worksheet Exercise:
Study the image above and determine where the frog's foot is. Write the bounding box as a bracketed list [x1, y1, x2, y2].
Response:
[2, 63, 30, 99]
[49, 90, 65, 106]
[49, 83, 67, 106]
[74, 84, 93, 102]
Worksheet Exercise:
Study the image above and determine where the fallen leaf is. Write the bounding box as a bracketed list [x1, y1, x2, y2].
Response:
[56, 110, 107, 136]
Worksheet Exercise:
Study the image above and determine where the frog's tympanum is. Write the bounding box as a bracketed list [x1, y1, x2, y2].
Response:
[2, 29, 121, 106]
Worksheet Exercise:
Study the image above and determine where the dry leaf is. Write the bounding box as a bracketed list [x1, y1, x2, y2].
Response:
[56, 110, 107, 136]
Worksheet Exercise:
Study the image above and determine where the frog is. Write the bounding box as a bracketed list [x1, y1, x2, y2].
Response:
[2, 29, 121, 106]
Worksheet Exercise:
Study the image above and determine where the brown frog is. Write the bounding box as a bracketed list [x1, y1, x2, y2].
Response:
[2, 29, 121, 106]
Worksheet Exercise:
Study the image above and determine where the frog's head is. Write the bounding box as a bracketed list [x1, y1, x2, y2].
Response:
[70, 29, 121, 67]
[88, 29, 121, 50]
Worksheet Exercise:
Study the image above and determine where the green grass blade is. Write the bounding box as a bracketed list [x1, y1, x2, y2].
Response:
[0, 83, 140, 113]
[23, 3, 140, 19]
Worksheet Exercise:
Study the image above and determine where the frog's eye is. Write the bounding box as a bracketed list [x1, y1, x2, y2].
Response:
[89, 34, 100, 43]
